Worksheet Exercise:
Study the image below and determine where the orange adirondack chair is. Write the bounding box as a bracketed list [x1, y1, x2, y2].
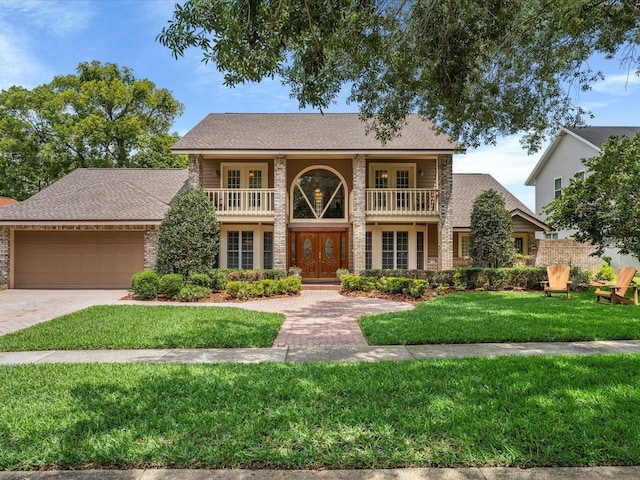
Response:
[541, 264, 572, 299]
[595, 266, 638, 305]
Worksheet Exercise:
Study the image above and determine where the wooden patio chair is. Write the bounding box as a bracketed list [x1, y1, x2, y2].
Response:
[541, 264, 572, 299]
[595, 266, 638, 305]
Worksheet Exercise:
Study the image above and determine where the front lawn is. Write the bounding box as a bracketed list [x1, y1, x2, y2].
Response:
[0, 305, 284, 350]
[360, 289, 640, 345]
[1, 355, 640, 470]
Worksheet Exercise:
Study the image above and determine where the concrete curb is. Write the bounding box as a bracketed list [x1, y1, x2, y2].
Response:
[2, 467, 640, 479]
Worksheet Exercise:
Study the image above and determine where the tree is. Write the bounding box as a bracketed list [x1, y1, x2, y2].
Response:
[156, 186, 220, 276]
[544, 133, 640, 260]
[157, 0, 639, 151]
[0, 61, 186, 200]
[469, 189, 516, 268]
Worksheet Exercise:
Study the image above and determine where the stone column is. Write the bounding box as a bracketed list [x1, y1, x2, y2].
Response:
[438, 155, 453, 270]
[273, 155, 287, 270]
[352, 154, 367, 273]
[0, 228, 9, 288]
[144, 227, 159, 271]
[187, 154, 203, 187]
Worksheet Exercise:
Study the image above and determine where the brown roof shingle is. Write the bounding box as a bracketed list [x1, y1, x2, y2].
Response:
[452, 173, 543, 229]
[0, 168, 188, 222]
[172, 113, 461, 152]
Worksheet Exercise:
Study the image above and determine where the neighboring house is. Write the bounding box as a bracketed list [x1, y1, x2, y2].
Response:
[525, 126, 640, 271]
[0, 169, 187, 288]
[451, 174, 547, 267]
[0, 114, 540, 289]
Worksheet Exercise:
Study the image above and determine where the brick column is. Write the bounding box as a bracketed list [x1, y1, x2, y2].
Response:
[438, 155, 453, 270]
[0, 228, 9, 288]
[273, 155, 287, 270]
[187, 154, 203, 187]
[144, 227, 159, 271]
[352, 154, 366, 273]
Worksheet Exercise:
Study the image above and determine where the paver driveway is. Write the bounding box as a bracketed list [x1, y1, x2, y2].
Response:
[0, 289, 127, 335]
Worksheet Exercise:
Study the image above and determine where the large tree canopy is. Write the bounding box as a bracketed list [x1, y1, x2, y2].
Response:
[158, 0, 639, 151]
[0, 61, 186, 200]
[544, 133, 640, 260]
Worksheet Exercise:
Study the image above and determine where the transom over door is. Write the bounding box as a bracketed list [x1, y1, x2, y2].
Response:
[295, 231, 343, 279]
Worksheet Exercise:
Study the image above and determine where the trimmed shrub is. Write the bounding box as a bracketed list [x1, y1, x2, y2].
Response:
[159, 273, 183, 299]
[156, 186, 219, 276]
[262, 279, 277, 296]
[595, 262, 616, 282]
[188, 272, 212, 288]
[384, 276, 413, 294]
[176, 284, 211, 302]
[131, 271, 160, 299]
[409, 280, 427, 298]
[225, 280, 245, 299]
[208, 269, 227, 292]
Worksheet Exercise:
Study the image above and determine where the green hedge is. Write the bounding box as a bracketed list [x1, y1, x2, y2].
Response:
[226, 276, 302, 300]
[130, 271, 160, 299]
[345, 266, 592, 294]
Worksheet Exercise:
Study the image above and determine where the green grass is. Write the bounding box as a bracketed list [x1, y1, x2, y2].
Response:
[1, 356, 640, 469]
[0, 305, 284, 351]
[360, 289, 640, 345]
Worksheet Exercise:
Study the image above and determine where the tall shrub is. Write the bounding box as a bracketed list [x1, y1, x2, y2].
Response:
[469, 189, 516, 268]
[156, 186, 219, 276]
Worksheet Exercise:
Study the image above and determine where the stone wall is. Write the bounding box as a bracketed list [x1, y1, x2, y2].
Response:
[273, 155, 287, 270]
[534, 239, 601, 272]
[437, 155, 453, 270]
[144, 227, 160, 271]
[352, 155, 367, 273]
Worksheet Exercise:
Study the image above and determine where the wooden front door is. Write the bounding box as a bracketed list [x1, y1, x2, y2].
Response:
[296, 231, 343, 279]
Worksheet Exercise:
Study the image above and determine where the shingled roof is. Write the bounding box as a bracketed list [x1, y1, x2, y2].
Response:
[565, 126, 640, 148]
[452, 174, 544, 229]
[172, 113, 461, 152]
[0, 169, 188, 223]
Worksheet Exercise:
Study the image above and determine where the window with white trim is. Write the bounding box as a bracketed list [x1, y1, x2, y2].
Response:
[263, 231, 273, 269]
[227, 231, 254, 269]
[365, 231, 372, 270]
[382, 231, 408, 269]
[554, 177, 562, 198]
[416, 231, 425, 270]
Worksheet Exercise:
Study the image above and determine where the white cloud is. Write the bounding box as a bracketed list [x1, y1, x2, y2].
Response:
[0, 22, 50, 89]
[2, 0, 95, 37]
[589, 73, 640, 96]
[454, 134, 546, 211]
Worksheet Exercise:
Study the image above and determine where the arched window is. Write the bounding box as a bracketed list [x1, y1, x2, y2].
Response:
[292, 168, 346, 219]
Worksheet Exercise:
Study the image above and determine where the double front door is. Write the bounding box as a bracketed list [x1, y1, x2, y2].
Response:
[294, 231, 346, 279]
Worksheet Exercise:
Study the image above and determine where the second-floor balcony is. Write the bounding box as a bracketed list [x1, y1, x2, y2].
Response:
[205, 188, 275, 216]
[366, 188, 439, 216]
[204, 187, 439, 217]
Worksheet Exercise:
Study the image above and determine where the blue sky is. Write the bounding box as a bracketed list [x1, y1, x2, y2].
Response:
[1, 0, 639, 210]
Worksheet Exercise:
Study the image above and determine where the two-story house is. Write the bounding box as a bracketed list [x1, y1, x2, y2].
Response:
[171, 114, 462, 279]
[0, 113, 545, 288]
[525, 126, 640, 271]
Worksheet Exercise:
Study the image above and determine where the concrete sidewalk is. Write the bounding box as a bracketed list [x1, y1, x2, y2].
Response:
[1, 466, 640, 479]
[2, 339, 640, 365]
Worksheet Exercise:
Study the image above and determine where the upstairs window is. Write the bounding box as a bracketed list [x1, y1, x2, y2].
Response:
[554, 177, 562, 198]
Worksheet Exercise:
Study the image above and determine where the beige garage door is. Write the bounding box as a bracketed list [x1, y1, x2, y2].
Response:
[14, 231, 145, 288]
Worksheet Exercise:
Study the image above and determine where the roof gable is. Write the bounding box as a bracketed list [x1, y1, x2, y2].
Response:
[172, 113, 462, 152]
[525, 126, 640, 185]
[452, 173, 544, 229]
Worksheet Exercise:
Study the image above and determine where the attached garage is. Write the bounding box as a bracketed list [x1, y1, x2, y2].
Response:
[14, 230, 144, 288]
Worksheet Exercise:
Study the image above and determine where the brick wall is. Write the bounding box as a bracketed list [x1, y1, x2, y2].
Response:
[188, 154, 203, 187]
[144, 227, 159, 270]
[437, 155, 453, 270]
[534, 239, 601, 272]
[0, 228, 8, 288]
[352, 155, 366, 273]
[273, 155, 287, 270]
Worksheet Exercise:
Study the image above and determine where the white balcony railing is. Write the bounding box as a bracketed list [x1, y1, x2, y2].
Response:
[204, 188, 275, 215]
[366, 188, 439, 216]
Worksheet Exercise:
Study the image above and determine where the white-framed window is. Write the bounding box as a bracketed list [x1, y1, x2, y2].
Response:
[291, 167, 346, 221]
[554, 177, 562, 199]
[513, 236, 525, 255]
[365, 231, 372, 270]
[382, 231, 408, 269]
[227, 231, 254, 269]
[263, 232, 273, 269]
[369, 163, 416, 189]
[416, 231, 425, 270]
[222, 163, 267, 189]
[545, 232, 559, 240]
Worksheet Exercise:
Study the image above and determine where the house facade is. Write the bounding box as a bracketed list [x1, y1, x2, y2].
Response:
[525, 126, 640, 271]
[0, 114, 545, 289]
[171, 113, 461, 279]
